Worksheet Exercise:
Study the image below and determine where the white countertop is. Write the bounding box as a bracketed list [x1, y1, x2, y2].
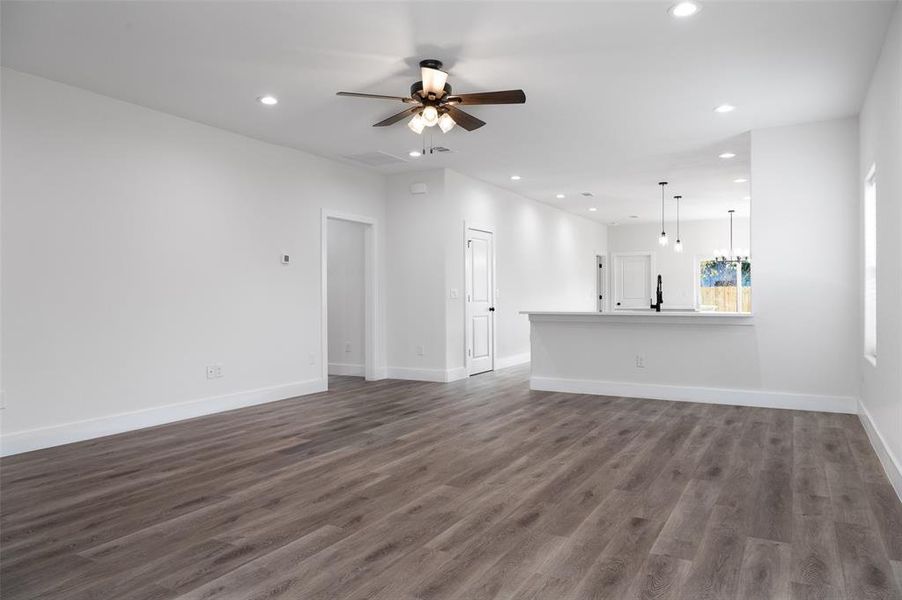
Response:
[520, 310, 754, 325]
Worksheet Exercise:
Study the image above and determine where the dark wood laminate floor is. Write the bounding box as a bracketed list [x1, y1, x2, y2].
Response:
[2, 366, 901, 600]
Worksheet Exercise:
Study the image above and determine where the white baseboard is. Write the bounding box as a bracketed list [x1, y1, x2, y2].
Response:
[530, 376, 857, 414]
[858, 399, 902, 503]
[386, 366, 467, 383]
[328, 362, 365, 377]
[0, 378, 326, 457]
[496, 353, 530, 370]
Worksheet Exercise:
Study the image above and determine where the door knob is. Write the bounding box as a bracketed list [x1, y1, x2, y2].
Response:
[489, 307, 495, 312]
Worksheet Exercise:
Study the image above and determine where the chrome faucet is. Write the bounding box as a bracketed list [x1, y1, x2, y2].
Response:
[650, 274, 663, 312]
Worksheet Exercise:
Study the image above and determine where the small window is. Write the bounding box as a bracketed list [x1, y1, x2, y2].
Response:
[864, 165, 877, 362]
[698, 260, 752, 313]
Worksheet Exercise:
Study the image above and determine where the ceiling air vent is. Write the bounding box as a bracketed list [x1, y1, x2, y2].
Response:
[581, 192, 595, 198]
[342, 151, 406, 167]
[432, 146, 453, 153]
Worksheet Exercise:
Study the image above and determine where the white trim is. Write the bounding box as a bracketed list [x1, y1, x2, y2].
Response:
[529, 376, 857, 414]
[0, 379, 326, 456]
[386, 367, 468, 383]
[464, 221, 497, 377]
[328, 363, 365, 377]
[322, 210, 381, 384]
[858, 399, 902, 503]
[496, 353, 531, 369]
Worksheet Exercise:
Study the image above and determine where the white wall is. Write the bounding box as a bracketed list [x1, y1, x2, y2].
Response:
[607, 218, 750, 309]
[1, 69, 387, 453]
[531, 117, 860, 411]
[859, 1, 902, 497]
[327, 219, 365, 376]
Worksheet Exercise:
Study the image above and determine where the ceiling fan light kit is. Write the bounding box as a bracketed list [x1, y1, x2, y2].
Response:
[337, 59, 526, 136]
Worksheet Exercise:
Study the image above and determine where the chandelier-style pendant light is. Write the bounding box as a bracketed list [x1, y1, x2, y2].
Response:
[713, 209, 749, 263]
[658, 181, 669, 246]
[673, 195, 683, 253]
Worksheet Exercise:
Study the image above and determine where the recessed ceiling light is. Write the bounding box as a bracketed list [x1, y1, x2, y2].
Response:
[719, 152, 736, 159]
[408, 150, 422, 158]
[734, 178, 748, 183]
[556, 193, 566, 199]
[669, 1, 701, 18]
[714, 104, 736, 113]
[258, 95, 278, 106]
[510, 175, 521, 181]
[588, 207, 597, 212]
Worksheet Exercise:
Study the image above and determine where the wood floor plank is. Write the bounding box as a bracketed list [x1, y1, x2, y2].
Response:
[1, 367, 899, 600]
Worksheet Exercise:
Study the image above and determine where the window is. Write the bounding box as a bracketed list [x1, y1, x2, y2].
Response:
[697, 259, 752, 313]
[864, 165, 877, 362]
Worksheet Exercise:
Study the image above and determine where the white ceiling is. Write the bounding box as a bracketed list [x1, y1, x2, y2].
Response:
[1, 1, 894, 223]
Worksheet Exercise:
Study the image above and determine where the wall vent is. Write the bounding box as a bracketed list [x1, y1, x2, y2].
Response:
[342, 151, 406, 167]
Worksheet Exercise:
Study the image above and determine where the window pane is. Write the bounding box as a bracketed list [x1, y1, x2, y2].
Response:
[864, 166, 877, 360]
[699, 260, 751, 313]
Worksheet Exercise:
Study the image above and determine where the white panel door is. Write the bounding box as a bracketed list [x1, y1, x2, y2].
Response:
[614, 253, 652, 309]
[467, 228, 494, 375]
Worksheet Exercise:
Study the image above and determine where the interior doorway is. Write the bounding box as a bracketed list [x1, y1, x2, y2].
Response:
[321, 210, 379, 387]
[465, 224, 495, 376]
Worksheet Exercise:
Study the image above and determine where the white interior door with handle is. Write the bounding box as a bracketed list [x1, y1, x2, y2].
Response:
[614, 253, 652, 309]
[466, 228, 495, 375]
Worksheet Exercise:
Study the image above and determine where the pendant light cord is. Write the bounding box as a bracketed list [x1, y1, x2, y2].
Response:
[658, 182, 668, 235]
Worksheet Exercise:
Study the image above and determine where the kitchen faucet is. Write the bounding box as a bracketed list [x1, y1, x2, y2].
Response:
[650, 274, 663, 312]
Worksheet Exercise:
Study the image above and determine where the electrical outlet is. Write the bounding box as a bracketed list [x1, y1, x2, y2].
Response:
[416, 345, 425, 356]
[308, 352, 316, 366]
[206, 365, 217, 379]
[635, 355, 645, 368]
[344, 342, 352, 353]
[214, 364, 223, 378]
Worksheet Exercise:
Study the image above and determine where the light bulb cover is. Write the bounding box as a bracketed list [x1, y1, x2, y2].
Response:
[408, 114, 426, 134]
[422, 106, 439, 126]
[674, 240, 683, 253]
[438, 112, 455, 133]
[659, 232, 669, 246]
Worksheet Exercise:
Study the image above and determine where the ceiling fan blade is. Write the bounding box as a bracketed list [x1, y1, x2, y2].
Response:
[373, 106, 421, 127]
[445, 105, 486, 131]
[452, 90, 526, 105]
[421, 67, 449, 96]
[337, 91, 413, 103]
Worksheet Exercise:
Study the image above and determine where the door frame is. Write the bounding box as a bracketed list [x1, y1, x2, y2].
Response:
[463, 221, 496, 376]
[321, 209, 381, 384]
[612, 251, 656, 310]
[596, 254, 607, 312]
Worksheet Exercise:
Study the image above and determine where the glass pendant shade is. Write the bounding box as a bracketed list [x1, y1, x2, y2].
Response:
[658, 232, 668, 246]
[438, 112, 455, 133]
[674, 239, 683, 253]
[422, 105, 439, 126]
[408, 113, 426, 134]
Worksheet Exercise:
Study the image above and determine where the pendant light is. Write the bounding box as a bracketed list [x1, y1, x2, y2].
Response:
[714, 209, 749, 263]
[657, 181, 668, 246]
[673, 195, 683, 253]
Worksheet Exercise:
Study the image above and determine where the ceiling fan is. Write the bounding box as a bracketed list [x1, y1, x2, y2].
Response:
[336, 59, 526, 134]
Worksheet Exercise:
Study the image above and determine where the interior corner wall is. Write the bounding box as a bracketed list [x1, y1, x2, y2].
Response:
[1, 68, 387, 454]
[750, 117, 860, 398]
[327, 219, 366, 376]
[443, 169, 609, 372]
[384, 169, 450, 379]
[859, 0, 902, 497]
